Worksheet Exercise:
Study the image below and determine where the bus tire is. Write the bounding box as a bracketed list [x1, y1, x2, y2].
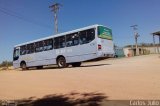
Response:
[114, 55, 118, 58]
[20, 62, 27, 70]
[72, 62, 81, 67]
[57, 56, 68, 68]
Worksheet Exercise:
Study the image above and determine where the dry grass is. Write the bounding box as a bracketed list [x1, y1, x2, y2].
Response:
[0, 66, 14, 71]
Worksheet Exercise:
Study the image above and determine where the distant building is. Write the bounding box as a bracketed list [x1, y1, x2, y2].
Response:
[123, 31, 160, 57]
[123, 44, 160, 57]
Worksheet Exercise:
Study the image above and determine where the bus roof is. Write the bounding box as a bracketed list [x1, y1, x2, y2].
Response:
[14, 24, 106, 47]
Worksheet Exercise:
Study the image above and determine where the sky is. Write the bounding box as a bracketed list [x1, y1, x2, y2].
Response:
[0, 0, 160, 63]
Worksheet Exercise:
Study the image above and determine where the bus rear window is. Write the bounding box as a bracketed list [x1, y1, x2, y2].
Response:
[98, 26, 112, 40]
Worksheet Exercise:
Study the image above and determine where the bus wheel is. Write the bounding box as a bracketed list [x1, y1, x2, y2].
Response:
[21, 62, 27, 70]
[57, 57, 68, 68]
[72, 62, 81, 67]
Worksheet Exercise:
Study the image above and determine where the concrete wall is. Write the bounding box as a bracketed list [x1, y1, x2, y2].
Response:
[123, 48, 134, 57]
[123, 46, 160, 57]
[143, 46, 160, 54]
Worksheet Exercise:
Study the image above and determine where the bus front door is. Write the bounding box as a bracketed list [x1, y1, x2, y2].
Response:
[13, 47, 20, 68]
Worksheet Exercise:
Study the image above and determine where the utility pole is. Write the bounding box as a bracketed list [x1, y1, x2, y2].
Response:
[49, 3, 62, 34]
[130, 25, 140, 56]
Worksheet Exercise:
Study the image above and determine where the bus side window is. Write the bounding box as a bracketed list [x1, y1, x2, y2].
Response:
[20, 45, 26, 55]
[66, 33, 79, 47]
[79, 30, 87, 44]
[59, 36, 65, 48]
[30, 43, 35, 53]
[35, 41, 43, 52]
[53, 37, 59, 49]
[86, 28, 95, 43]
[53, 36, 65, 49]
[35, 42, 39, 52]
[44, 39, 53, 51]
[79, 28, 95, 44]
[26, 44, 30, 54]
[26, 43, 35, 54]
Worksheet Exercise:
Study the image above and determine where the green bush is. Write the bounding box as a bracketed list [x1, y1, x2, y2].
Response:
[0, 61, 13, 68]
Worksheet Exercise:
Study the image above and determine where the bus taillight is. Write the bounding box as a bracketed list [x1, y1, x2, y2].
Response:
[98, 44, 102, 50]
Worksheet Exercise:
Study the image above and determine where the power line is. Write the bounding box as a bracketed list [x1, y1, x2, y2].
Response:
[0, 7, 52, 29]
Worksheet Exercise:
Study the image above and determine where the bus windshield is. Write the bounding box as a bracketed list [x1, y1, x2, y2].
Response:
[98, 26, 112, 40]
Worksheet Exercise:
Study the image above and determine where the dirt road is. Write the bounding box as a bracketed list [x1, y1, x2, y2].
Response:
[0, 54, 160, 101]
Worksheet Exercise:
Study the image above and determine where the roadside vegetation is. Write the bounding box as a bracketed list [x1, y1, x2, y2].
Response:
[0, 61, 13, 71]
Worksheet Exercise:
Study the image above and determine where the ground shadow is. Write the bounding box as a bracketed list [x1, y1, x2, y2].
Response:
[16, 92, 107, 106]
[80, 64, 110, 68]
[26, 63, 111, 71]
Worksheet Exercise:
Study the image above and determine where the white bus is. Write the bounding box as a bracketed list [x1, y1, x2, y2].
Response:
[13, 24, 115, 70]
